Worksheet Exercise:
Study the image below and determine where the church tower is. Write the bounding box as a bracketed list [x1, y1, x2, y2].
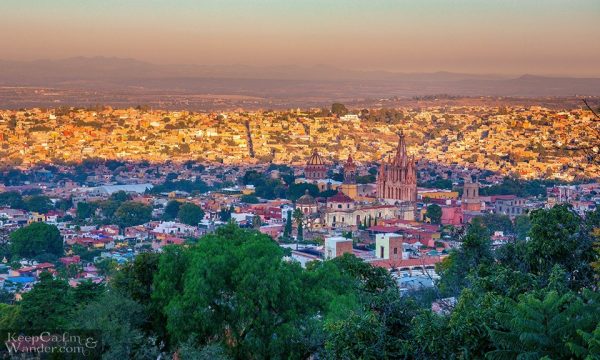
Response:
[343, 154, 357, 184]
[376, 131, 417, 203]
[340, 154, 359, 199]
[462, 179, 481, 212]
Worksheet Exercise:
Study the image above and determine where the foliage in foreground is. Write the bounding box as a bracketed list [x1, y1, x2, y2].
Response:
[0, 205, 598, 359]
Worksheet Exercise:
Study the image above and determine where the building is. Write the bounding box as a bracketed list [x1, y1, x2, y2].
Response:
[324, 236, 353, 259]
[494, 196, 527, 217]
[418, 189, 459, 201]
[461, 180, 482, 212]
[375, 233, 405, 261]
[324, 199, 399, 229]
[296, 190, 318, 215]
[339, 154, 359, 199]
[377, 132, 417, 203]
[305, 149, 327, 180]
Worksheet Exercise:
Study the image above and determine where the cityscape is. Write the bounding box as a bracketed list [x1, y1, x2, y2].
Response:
[0, 0, 599, 359]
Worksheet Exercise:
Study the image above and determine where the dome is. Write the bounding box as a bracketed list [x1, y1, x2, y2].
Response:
[307, 149, 325, 166]
[327, 191, 354, 203]
[296, 189, 317, 205]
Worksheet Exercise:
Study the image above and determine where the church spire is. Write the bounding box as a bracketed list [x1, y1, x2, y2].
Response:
[393, 130, 407, 166]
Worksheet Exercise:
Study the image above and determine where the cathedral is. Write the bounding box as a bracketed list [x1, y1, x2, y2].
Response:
[377, 132, 417, 203]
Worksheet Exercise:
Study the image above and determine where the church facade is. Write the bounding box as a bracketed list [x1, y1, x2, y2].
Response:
[376, 132, 417, 203]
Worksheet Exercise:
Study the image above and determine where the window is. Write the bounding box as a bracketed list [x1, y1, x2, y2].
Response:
[380, 246, 385, 258]
[338, 204, 342, 209]
[393, 248, 398, 255]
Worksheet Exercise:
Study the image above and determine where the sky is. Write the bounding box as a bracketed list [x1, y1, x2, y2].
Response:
[1, 0, 599, 76]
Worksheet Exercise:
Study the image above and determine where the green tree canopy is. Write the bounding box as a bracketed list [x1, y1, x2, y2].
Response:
[10, 222, 63, 258]
[425, 204, 442, 225]
[16, 272, 74, 329]
[240, 194, 259, 204]
[0, 191, 24, 209]
[23, 195, 53, 214]
[163, 200, 181, 221]
[177, 202, 204, 226]
[114, 201, 152, 228]
[154, 225, 321, 358]
[76, 201, 98, 220]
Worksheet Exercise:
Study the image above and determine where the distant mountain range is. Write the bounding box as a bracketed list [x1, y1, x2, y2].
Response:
[1, 57, 599, 98]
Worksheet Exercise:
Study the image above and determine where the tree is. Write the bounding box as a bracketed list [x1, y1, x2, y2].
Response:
[477, 213, 514, 234]
[10, 222, 63, 258]
[154, 224, 319, 358]
[97, 199, 121, 220]
[293, 208, 304, 242]
[163, 200, 181, 221]
[331, 103, 349, 117]
[109, 190, 132, 203]
[16, 272, 74, 329]
[73, 280, 105, 306]
[177, 341, 231, 360]
[324, 312, 383, 359]
[177, 202, 204, 226]
[219, 207, 232, 222]
[287, 183, 319, 202]
[487, 289, 600, 359]
[0, 304, 19, 329]
[112, 253, 160, 306]
[318, 255, 419, 358]
[240, 194, 259, 204]
[425, 204, 442, 224]
[70, 291, 159, 359]
[283, 210, 292, 239]
[54, 197, 73, 211]
[527, 205, 592, 283]
[114, 201, 152, 228]
[76, 201, 97, 220]
[437, 218, 493, 296]
[514, 214, 532, 240]
[0, 191, 24, 209]
[23, 195, 53, 214]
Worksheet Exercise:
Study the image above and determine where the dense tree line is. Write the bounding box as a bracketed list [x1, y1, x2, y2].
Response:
[75, 191, 153, 228]
[479, 177, 559, 198]
[242, 170, 335, 201]
[0, 192, 57, 214]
